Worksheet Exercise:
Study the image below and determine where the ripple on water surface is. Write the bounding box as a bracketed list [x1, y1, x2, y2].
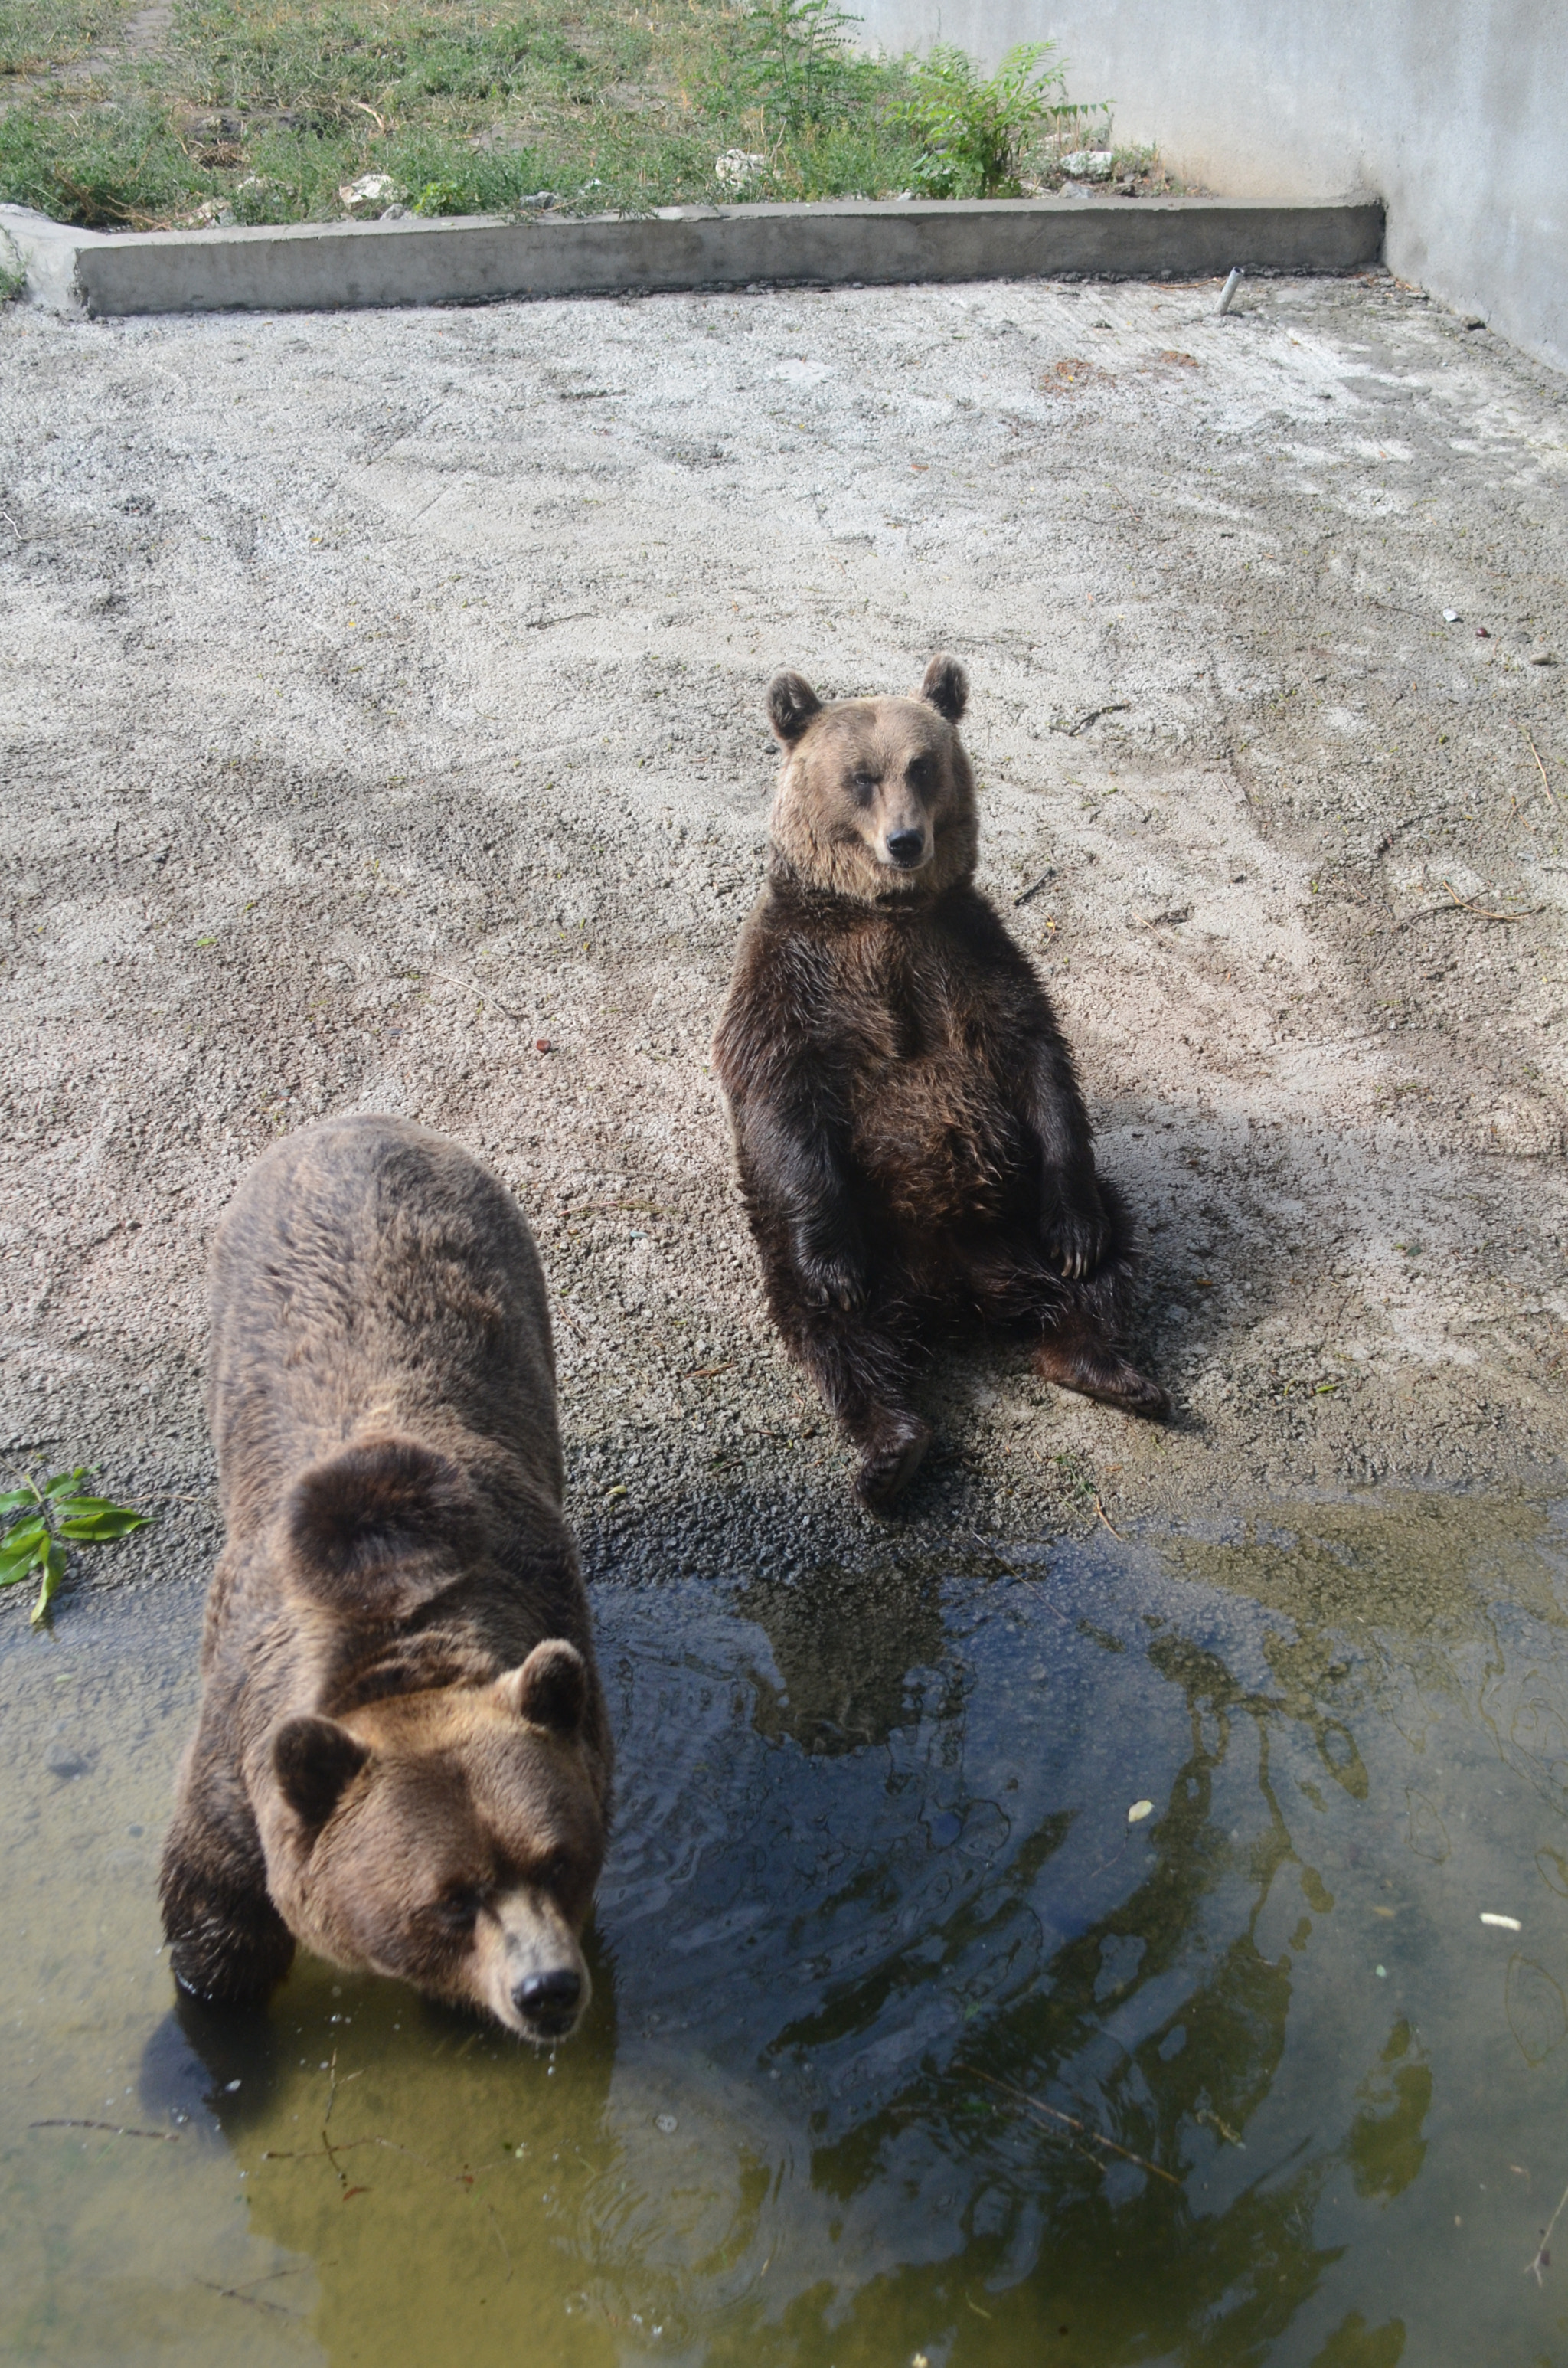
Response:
[3, 1493, 1568, 2367]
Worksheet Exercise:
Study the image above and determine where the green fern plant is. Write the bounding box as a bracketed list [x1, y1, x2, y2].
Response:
[900, 41, 1073, 198]
[730, 0, 874, 131]
[0, 1468, 153, 1627]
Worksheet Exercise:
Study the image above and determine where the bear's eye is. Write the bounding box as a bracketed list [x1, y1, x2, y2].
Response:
[906, 757, 932, 790]
[433, 1886, 485, 1933]
[532, 1850, 569, 1892]
[850, 770, 877, 803]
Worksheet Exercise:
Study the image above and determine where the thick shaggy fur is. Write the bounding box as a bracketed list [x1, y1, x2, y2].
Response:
[158, 1116, 612, 2043]
[713, 656, 1167, 1508]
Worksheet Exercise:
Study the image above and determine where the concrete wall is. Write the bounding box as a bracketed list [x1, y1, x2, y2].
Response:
[854, 0, 1567, 373]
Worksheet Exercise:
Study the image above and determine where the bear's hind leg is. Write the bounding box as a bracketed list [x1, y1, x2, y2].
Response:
[854, 1405, 933, 1511]
[967, 1198, 1168, 1421]
[1034, 1308, 1170, 1418]
[1033, 1178, 1168, 1417]
[776, 1295, 929, 1509]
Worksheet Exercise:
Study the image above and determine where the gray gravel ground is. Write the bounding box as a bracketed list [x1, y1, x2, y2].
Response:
[2, 267, 1565, 1610]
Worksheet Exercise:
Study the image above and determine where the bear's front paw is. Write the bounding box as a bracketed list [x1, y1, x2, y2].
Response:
[161, 1843, 296, 2008]
[1042, 1199, 1110, 1281]
[800, 1253, 868, 1313]
[167, 1912, 295, 2007]
[795, 1231, 868, 1313]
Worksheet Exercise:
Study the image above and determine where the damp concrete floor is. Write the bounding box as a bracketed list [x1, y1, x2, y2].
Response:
[0, 266, 1566, 1601]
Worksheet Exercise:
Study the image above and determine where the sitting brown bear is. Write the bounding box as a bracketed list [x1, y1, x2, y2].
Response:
[158, 1115, 612, 2045]
[713, 655, 1168, 1509]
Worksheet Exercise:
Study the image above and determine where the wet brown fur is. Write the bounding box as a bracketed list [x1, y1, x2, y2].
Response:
[713, 656, 1168, 1508]
[158, 1116, 612, 2042]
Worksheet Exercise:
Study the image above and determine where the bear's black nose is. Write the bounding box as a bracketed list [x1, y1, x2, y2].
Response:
[514, 1967, 582, 2024]
[885, 829, 926, 868]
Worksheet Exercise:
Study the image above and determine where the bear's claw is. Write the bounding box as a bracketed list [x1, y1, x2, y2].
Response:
[1042, 1203, 1111, 1283]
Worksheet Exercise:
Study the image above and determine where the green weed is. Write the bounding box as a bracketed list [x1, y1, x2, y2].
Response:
[723, 0, 881, 130]
[392, 133, 553, 212]
[899, 41, 1074, 198]
[0, 1467, 153, 1627]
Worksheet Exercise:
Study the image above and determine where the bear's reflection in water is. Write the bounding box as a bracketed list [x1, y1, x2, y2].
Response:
[113, 1504, 1568, 2368]
[738, 1559, 950, 1755]
[145, 1951, 622, 2362]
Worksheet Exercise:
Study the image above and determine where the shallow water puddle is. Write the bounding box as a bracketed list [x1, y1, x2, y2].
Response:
[5, 1494, 1568, 2366]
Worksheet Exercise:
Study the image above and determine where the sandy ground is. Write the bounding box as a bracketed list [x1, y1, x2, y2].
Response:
[2, 267, 1565, 1604]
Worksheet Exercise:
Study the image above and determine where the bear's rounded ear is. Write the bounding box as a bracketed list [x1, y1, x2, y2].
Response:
[501, 1640, 587, 1738]
[918, 652, 969, 724]
[273, 1715, 369, 1833]
[766, 669, 823, 745]
[288, 1438, 481, 1612]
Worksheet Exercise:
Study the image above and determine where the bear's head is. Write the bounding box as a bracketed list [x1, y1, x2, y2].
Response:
[764, 653, 977, 905]
[258, 1438, 606, 2046]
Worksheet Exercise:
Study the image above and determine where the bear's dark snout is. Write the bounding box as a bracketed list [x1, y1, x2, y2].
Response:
[514, 1966, 582, 2030]
[885, 828, 926, 869]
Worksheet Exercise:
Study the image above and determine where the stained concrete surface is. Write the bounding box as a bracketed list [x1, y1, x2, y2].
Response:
[1, 268, 1565, 1608]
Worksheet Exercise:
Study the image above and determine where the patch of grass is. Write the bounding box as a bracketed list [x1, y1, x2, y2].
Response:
[0, 0, 125, 75]
[0, 224, 24, 297]
[0, 0, 1132, 228]
[0, 99, 211, 224]
[381, 129, 558, 214]
[178, 0, 621, 113]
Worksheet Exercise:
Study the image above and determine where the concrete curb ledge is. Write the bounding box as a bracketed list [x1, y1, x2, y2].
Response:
[2, 195, 1383, 318]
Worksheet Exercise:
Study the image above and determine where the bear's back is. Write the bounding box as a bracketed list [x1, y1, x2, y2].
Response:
[207, 1116, 562, 1523]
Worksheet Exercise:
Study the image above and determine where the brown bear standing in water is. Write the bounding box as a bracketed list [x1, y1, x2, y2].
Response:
[712, 655, 1168, 1510]
[158, 1115, 612, 2044]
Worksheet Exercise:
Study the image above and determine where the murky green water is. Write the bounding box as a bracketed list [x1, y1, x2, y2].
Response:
[5, 1495, 1568, 2367]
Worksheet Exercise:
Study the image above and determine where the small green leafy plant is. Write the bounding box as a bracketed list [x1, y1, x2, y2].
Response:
[900, 40, 1073, 198]
[728, 0, 874, 131]
[0, 1469, 153, 1627]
